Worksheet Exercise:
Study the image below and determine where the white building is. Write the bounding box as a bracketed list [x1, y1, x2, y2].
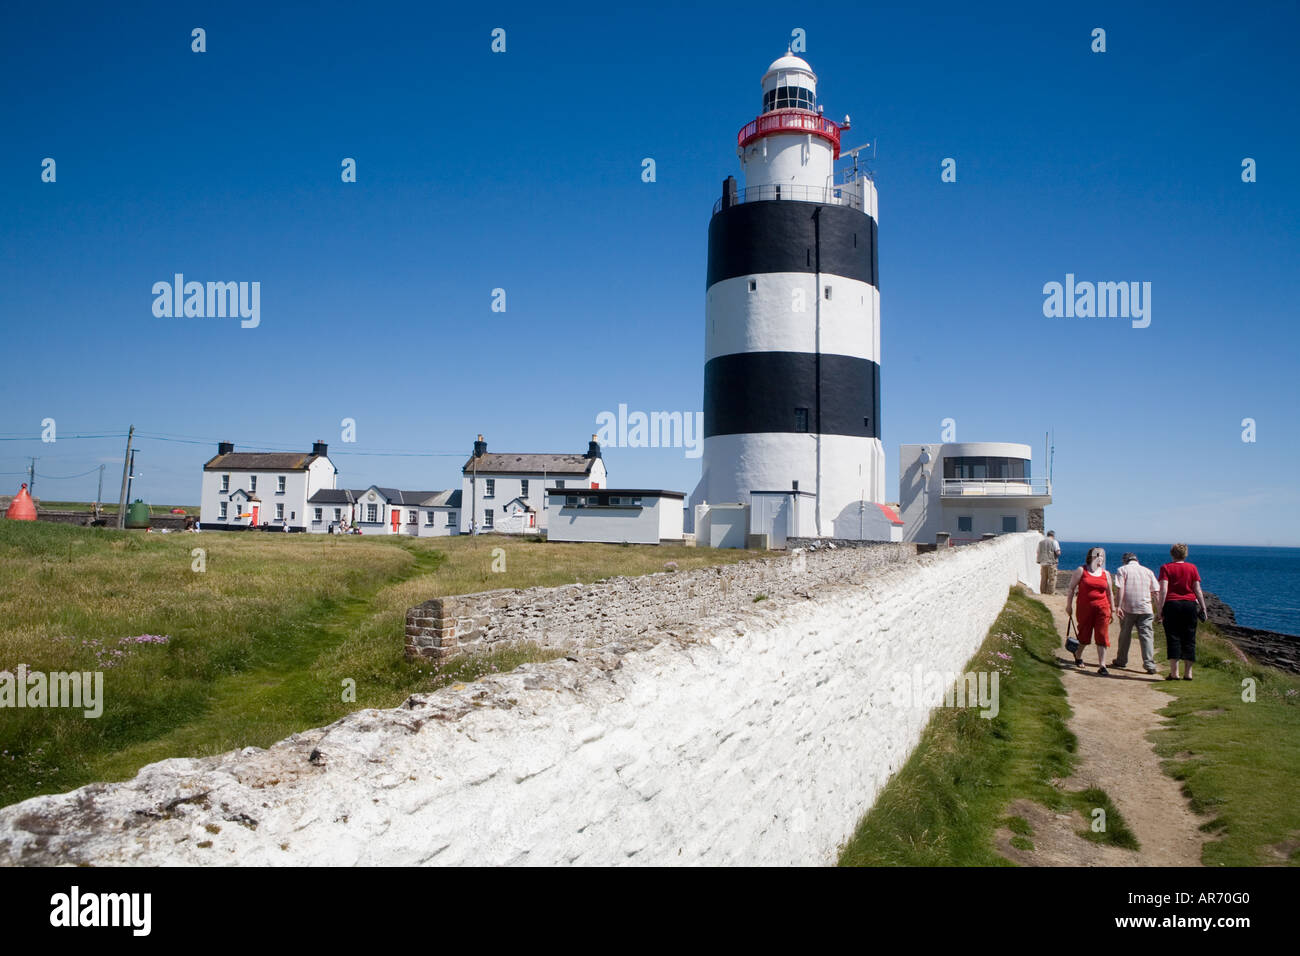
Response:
[545, 489, 685, 545]
[200, 441, 336, 531]
[461, 434, 607, 535]
[898, 442, 1052, 545]
[306, 487, 461, 536]
[692, 51, 886, 540]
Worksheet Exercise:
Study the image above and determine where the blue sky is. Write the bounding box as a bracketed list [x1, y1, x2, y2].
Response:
[2, 1, 1297, 545]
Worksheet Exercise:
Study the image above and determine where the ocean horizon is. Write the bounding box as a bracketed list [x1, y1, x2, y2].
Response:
[1057, 542, 1300, 637]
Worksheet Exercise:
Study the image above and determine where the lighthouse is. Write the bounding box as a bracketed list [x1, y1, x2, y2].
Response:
[694, 51, 885, 539]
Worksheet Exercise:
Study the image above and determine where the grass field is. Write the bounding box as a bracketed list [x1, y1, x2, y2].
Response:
[28, 501, 197, 514]
[0, 521, 760, 808]
[1150, 620, 1300, 865]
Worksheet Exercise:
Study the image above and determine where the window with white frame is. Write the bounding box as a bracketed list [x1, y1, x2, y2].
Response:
[314, 507, 322, 521]
[484, 478, 495, 498]
[275, 503, 284, 520]
[366, 504, 378, 522]
[520, 479, 529, 497]
[426, 511, 435, 525]
[483, 510, 494, 529]
[219, 502, 228, 519]
[220, 474, 229, 492]
[333, 508, 342, 521]
[408, 509, 418, 524]
[447, 511, 457, 526]
[277, 475, 286, 493]
[249, 475, 257, 492]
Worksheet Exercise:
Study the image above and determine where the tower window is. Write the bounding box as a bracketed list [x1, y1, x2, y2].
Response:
[748, 279, 757, 292]
[824, 286, 832, 300]
[958, 516, 973, 533]
[794, 408, 809, 433]
[763, 85, 816, 112]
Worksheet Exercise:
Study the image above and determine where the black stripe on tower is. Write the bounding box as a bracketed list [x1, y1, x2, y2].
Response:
[707, 201, 878, 289]
[703, 352, 881, 439]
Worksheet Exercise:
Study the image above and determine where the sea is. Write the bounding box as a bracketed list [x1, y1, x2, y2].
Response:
[1057, 542, 1300, 637]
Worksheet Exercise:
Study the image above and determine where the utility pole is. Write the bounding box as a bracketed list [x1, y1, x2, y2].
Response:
[27, 458, 36, 499]
[125, 449, 137, 510]
[116, 425, 134, 530]
[95, 464, 105, 516]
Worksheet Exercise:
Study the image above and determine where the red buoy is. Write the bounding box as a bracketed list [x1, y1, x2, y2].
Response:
[5, 483, 37, 521]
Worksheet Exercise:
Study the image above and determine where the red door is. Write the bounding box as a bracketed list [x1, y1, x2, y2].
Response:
[251, 505, 259, 526]
[390, 508, 400, 533]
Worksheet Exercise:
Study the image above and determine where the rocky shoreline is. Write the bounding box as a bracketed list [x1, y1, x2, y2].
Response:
[1202, 592, 1300, 674]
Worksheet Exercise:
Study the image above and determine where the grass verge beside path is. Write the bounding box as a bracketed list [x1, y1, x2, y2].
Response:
[839, 586, 1137, 866]
[1149, 620, 1300, 866]
[1, 523, 759, 808]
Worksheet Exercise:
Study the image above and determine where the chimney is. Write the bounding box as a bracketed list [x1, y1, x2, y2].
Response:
[473, 434, 487, 458]
[312, 439, 328, 457]
[721, 175, 739, 209]
[217, 441, 234, 456]
[585, 433, 602, 459]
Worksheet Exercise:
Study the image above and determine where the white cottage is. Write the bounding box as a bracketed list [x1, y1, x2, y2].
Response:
[461, 434, 607, 535]
[200, 441, 336, 531]
[306, 487, 462, 536]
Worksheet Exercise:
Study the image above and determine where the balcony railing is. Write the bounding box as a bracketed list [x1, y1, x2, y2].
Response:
[941, 478, 1053, 497]
[713, 182, 865, 215]
[737, 109, 842, 157]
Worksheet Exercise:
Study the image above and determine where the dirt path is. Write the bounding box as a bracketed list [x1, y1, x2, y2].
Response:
[995, 592, 1210, 866]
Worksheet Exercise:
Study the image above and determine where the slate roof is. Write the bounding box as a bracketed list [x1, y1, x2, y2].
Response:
[462, 453, 597, 476]
[204, 451, 326, 471]
[307, 489, 356, 504]
[308, 488, 461, 507]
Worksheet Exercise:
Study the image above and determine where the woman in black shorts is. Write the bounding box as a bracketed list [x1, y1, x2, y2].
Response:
[1157, 542, 1208, 680]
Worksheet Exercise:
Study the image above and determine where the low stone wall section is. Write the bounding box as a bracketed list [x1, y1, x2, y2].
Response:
[405, 542, 918, 664]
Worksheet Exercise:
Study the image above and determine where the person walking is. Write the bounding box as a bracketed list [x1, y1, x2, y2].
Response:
[1065, 546, 1114, 674]
[1157, 543, 1207, 681]
[1114, 552, 1160, 674]
[1037, 530, 1062, 594]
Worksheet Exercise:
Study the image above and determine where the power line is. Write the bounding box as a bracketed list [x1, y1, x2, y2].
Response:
[34, 467, 105, 480]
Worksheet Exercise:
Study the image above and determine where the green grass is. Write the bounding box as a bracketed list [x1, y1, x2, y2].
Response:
[31, 501, 197, 514]
[1147, 620, 1300, 866]
[0, 521, 762, 807]
[839, 586, 1138, 865]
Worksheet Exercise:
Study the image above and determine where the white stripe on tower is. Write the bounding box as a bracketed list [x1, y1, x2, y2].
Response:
[693, 50, 885, 538]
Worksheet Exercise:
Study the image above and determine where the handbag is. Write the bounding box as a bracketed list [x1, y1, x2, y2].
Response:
[1064, 617, 1080, 655]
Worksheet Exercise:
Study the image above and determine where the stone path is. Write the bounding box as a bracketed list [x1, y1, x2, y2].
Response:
[995, 592, 1209, 866]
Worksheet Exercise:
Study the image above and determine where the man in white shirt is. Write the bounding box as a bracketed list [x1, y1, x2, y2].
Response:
[1036, 531, 1062, 594]
[1114, 552, 1160, 674]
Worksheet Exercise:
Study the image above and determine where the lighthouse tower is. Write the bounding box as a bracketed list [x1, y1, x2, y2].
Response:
[694, 51, 884, 538]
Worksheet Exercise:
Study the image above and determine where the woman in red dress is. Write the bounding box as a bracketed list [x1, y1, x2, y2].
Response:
[1066, 546, 1115, 675]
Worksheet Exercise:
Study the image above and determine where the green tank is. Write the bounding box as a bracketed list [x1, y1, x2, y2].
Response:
[125, 499, 151, 529]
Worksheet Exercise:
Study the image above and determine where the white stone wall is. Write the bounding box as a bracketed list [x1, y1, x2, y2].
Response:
[0, 534, 1041, 867]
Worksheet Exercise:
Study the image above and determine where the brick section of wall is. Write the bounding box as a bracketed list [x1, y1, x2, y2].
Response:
[404, 542, 918, 666]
